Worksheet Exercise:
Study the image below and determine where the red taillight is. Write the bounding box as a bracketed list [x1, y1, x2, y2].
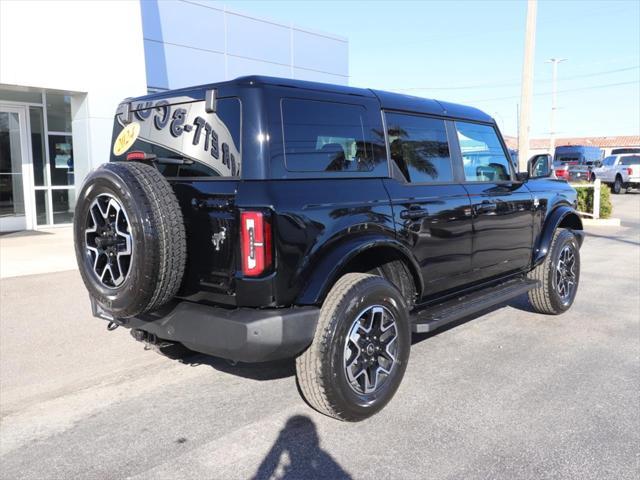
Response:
[627, 167, 634, 175]
[126, 151, 146, 160]
[555, 169, 567, 177]
[240, 211, 272, 277]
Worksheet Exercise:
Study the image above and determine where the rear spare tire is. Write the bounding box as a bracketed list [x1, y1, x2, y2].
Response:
[73, 162, 186, 318]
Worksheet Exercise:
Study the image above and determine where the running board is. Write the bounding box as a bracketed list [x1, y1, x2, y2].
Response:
[411, 278, 540, 333]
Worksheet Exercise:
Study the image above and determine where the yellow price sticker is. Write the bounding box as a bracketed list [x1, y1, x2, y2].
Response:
[113, 122, 141, 156]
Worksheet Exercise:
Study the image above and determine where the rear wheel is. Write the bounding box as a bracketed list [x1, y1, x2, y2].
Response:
[527, 229, 580, 314]
[613, 175, 625, 194]
[296, 273, 411, 421]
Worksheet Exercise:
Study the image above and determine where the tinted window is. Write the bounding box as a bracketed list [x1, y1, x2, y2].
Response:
[455, 122, 511, 182]
[282, 98, 383, 173]
[620, 155, 640, 166]
[385, 112, 452, 183]
[602, 156, 616, 166]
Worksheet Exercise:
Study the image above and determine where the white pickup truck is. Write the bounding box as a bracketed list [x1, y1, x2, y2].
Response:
[593, 154, 640, 194]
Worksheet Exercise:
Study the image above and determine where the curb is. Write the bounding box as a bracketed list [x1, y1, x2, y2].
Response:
[581, 217, 621, 227]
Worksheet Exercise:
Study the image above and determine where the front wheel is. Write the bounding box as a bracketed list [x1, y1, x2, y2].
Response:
[528, 229, 580, 314]
[296, 273, 411, 421]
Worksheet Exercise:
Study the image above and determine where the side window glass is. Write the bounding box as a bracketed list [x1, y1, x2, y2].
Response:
[455, 121, 511, 182]
[385, 112, 453, 183]
[281, 98, 385, 174]
[620, 155, 640, 166]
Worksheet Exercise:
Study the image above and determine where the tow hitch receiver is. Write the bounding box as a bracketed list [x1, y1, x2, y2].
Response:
[130, 329, 176, 350]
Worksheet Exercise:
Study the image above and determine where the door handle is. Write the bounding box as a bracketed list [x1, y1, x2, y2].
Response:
[475, 201, 497, 214]
[400, 208, 429, 220]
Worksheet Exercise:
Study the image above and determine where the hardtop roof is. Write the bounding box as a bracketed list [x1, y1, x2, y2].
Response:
[127, 75, 494, 123]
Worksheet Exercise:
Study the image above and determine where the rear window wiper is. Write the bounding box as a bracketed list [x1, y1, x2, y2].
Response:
[125, 151, 194, 165]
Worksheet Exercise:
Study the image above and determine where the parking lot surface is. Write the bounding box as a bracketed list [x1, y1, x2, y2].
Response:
[1, 194, 638, 480]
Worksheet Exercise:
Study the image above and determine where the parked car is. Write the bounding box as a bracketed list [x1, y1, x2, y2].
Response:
[554, 145, 603, 180]
[73, 76, 584, 421]
[595, 154, 640, 193]
[566, 164, 593, 183]
[592, 154, 621, 182]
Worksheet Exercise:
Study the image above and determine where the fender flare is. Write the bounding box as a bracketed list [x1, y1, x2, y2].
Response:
[296, 234, 423, 305]
[533, 205, 584, 267]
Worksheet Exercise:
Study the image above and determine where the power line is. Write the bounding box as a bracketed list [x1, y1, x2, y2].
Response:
[470, 80, 639, 103]
[394, 65, 639, 91]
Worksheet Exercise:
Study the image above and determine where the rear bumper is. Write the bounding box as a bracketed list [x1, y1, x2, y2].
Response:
[92, 299, 319, 363]
[626, 177, 640, 186]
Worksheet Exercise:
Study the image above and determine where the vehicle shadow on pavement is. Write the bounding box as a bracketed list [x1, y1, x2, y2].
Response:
[157, 295, 538, 378]
[157, 344, 297, 381]
[412, 293, 535, 346]
[250, 415, 352, 480]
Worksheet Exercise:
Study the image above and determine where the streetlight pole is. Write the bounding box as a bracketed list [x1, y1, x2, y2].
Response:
[547, 57, 567, 155]
[518, 0, 538, 171]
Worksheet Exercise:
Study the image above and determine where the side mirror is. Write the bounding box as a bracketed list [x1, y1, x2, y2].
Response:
[528, 154, 552, 178]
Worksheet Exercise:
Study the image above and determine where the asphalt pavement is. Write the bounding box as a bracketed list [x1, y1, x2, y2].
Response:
[1, 194, 638, 480]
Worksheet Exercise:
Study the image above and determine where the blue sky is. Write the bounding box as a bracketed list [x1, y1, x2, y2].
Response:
[231, 0, 639, 138]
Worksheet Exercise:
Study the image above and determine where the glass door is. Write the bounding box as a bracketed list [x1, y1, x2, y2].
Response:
[0, 106, 32, 232]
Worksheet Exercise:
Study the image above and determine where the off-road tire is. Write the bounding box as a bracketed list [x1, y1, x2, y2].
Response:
[74, 162, 186, 318]
[527, 229, 580, 314]
[296, 273, 411, 421]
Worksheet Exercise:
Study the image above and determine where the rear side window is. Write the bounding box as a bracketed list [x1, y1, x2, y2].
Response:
[455, 122, 511, 182]
[620, 155, 640, 165]
[385, 112, 453, 183]
[281, 98, 384, 174]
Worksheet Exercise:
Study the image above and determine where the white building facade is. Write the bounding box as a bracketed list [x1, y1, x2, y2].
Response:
[0, 0, 348, 232]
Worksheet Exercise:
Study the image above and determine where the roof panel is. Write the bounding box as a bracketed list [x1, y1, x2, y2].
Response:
[126, 75, 495, 123]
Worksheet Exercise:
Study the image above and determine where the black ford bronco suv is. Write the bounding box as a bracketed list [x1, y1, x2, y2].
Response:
[74, 76, 584, 421]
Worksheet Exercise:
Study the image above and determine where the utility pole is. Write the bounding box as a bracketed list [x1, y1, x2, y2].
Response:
[517, 0, 538, 171]
[547, 58, 567, 155]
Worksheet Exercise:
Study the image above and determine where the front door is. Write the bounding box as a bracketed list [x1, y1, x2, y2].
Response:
[383, 112, 473, 298]
[0, 105, 32, 232]
[453, 121, 534, 281]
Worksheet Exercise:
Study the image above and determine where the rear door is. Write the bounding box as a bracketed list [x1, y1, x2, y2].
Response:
[111, 95, 243, 303]
[383, 112, 473, 297]
[453, 121, 534, 281]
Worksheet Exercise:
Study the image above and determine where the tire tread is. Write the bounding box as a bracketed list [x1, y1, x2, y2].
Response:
[296, 273, 400, 421]
[527, 229, 577, 315]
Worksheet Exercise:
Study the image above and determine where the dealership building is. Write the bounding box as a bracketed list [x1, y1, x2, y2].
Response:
[0, 0, 348, 232]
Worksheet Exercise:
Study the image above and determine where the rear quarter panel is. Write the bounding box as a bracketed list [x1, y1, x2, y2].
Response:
[238, 179, 396, 306]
